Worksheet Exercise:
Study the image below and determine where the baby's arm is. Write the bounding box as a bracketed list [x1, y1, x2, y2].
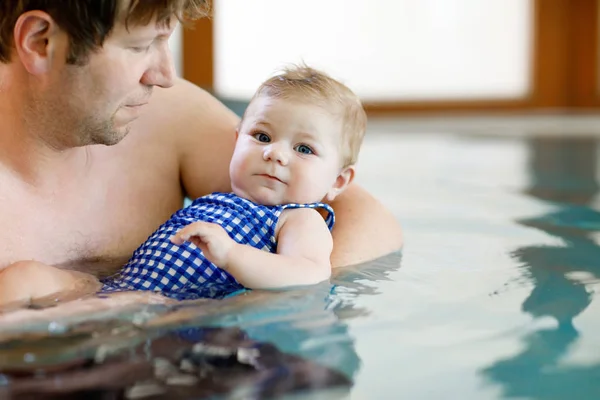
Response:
[0, 261, 101, 306]
[171, 208, 332, 289]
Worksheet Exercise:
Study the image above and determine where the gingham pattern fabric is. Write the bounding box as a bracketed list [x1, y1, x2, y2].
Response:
[100, 192, 335, 299]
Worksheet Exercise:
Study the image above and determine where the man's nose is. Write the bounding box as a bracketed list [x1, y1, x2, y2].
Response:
[140, 43, 175, 89]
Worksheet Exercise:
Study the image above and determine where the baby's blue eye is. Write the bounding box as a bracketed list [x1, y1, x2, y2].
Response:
[253, 132, 270, 142]
[295, 144, 314, 155]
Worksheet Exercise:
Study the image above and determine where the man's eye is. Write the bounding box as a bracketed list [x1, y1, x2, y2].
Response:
[294, 144, 314, 155]
[131, 45, 151, 53]
[253, 132, 270, 142]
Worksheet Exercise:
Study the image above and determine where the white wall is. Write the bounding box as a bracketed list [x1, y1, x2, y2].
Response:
[213, 0, 533, 102]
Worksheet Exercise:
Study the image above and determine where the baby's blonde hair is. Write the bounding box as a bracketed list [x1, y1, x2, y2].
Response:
[248, 64, 367, 167]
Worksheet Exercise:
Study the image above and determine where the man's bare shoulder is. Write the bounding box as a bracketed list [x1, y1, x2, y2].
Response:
[134, 78, 239, 141]
[133, 78, 240, 198]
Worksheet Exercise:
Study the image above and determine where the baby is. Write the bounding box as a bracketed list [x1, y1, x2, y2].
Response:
[0, 64, 367, 304]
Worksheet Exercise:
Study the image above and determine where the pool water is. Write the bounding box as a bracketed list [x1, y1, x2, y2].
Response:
[343, 131, 600, 399]
[1, 128, 600, 399]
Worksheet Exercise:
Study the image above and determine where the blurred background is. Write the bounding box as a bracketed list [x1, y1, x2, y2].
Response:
[170, 0, 599, 117]
[167, 3, 600, 398]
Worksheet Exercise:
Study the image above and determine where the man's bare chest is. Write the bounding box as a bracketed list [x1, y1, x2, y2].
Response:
[0, 171, 183, 277]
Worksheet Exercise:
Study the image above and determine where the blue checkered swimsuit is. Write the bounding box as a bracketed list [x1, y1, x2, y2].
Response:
[100, 192, 335, 300]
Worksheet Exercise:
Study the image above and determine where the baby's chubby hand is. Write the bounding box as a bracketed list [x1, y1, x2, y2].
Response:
[170, 221, 236, 268]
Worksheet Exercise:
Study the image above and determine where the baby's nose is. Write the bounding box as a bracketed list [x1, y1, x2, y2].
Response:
[263, 145, 289, 165]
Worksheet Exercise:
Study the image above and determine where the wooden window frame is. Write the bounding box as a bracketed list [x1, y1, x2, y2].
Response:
[182, 0, 600, 114]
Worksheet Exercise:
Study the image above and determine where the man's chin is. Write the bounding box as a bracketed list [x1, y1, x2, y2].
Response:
[89, 125, 130, 147]
[106, 127, 130, 146]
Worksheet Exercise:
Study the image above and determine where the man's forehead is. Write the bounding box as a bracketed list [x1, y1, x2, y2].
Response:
[112, 15, 176, 38]
[115, 0, 177, 32]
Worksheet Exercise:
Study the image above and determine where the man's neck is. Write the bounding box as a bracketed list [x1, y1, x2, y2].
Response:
[0, 66, 92, 190]
[0, 108, 90, 192]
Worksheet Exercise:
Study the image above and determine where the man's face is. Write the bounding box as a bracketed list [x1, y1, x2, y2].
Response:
[32, 15, 177, 147]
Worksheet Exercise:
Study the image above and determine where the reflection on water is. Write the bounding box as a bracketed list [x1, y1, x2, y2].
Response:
[184, 251, 403, 380]
[0, 247, 401, 398]
[482, 137, 600, 399]
[0, 320, 352, 398]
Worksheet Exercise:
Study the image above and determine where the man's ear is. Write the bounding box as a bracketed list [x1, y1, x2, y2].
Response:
[326, 165, 355, 202]
[13, 11, 64, 74]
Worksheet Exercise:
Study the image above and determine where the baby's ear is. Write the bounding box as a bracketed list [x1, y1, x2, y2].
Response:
[326, 165, 355, 202]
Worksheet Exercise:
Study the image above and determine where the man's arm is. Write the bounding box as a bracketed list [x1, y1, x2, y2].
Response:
[0, 261, 101, 306]
[328, 184, 403, 267]
[167, 78, 403, 267]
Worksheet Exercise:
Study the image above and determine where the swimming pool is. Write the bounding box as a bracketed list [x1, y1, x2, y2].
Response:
[346, 127, 600, 399]
[1, 120, 599, 399]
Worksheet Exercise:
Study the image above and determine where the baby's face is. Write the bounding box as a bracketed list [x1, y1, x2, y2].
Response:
[229, 96, 353, 206]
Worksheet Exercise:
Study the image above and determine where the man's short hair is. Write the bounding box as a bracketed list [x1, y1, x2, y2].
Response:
[0, 0, 211, 65]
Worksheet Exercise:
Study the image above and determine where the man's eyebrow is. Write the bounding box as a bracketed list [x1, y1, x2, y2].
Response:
[131, 34, 155, 41]
[131, 30, 170, 42]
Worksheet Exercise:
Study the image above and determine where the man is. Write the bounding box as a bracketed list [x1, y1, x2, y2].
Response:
[0, 0, 402, 281]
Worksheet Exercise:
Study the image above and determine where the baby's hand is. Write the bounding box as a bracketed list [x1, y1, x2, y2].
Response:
[170, 222, 235, 267]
